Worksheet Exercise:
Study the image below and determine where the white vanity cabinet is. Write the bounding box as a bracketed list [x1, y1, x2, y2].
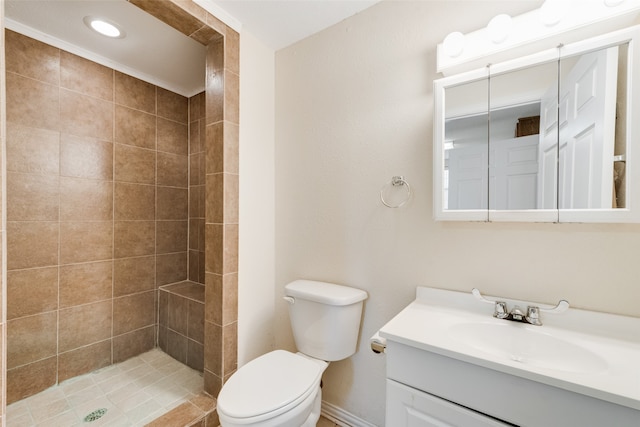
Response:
[379, 287, 640, 427]
[386, 379, 511, 426]
[384, 341, 640, 427]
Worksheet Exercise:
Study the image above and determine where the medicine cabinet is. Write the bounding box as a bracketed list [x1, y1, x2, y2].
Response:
[433, 26, 640, 222]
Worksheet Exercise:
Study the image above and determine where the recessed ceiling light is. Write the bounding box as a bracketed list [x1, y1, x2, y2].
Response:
[83, 16, 126, 39]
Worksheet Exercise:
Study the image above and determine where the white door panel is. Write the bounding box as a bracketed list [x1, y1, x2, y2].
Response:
[447, 145, 487, 209]
[490, 135, 539, 210]
[538, 47, 618, 211]
[560, 47, 618, 209]
[538, 83, 560, 209]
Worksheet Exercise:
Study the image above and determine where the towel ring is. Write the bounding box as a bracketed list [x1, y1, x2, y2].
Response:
[380, 176, 411, 208]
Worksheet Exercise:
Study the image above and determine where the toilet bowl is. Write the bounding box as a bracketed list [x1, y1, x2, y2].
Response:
[217, 350, 328, 427]
[217, 280, 368, 427]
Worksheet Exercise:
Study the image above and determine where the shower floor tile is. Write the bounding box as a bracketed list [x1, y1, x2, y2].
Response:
[6, 349, 204, 427]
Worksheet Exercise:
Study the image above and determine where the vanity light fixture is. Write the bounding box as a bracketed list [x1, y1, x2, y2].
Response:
[539, 0, 569, 27]
[443, 31, 465, 58]
[83, 16, 126, 39]
[487, 14, 512, 44]
[437, 0, 640, 75]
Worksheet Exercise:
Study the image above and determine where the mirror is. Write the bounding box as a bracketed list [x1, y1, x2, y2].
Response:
[488, 60, 558, 212]
[434, 25, 640, 223]
[557, 45, 627, 212]
[434, 67, 489, 221]
[444, 78, 489, 212]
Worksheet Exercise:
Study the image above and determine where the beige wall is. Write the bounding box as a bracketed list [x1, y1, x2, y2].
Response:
[274, 1, 640, 425]
[238, 30, 276, 367]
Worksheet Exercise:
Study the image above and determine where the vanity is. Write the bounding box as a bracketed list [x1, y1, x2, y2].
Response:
[378, 287, 640, 426]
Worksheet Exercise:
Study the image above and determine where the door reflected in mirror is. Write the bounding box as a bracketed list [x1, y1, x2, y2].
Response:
[558, 44, 627, 210]
[488, 60, 558, 211]
[444, 78, 488, 210]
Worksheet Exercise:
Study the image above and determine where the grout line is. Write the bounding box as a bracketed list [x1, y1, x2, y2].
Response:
[111, 67, 116, 368]
[56, 50, 62, 388]
[154, 85, 159, 350]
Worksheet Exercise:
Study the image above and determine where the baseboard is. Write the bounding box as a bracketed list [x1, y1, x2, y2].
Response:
[321, 400, 379, 427]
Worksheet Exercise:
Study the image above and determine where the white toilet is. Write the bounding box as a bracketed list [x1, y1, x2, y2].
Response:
[217, 279, 368, 427]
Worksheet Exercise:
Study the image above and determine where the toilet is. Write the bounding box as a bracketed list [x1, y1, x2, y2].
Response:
[217, 280, 368, 427]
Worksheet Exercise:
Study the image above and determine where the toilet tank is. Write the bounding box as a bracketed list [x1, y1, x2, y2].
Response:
[284, 280, 368, 361]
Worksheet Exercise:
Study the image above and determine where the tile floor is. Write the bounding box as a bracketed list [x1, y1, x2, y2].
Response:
[317, 416, 341, 427]
[6, 349, 204, 426]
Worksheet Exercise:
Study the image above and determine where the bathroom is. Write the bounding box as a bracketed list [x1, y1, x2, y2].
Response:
[2, 0, 640, 426]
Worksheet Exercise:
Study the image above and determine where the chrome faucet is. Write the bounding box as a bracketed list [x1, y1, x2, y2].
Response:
[525, 306, 542, 326]
[471, 289, 569, 326]
[509, 305, 526, 322]
[493, 301, 509, 319]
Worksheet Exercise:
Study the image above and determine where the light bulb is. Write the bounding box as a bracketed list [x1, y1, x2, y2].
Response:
[540, 0, 570, 26]
[83, 16, 126, 38]
[443, 32, 465, 58]
[487, 14, 512, 44]
[91, 20, 120, 37]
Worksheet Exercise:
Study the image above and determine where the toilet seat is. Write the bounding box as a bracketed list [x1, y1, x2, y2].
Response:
[217, 350, 327, 423]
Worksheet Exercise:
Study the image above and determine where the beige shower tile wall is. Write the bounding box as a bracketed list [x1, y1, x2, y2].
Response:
[158, 281, 205, 372]
[135, 0, 241, 398]
[1, 5, 6, 424]
[189, 92, 206, 284]
[203, 31, 240, 397]
[3, 30, 189, 404]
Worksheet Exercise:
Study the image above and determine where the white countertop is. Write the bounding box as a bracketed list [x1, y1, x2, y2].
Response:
[379, 287, 640, 411]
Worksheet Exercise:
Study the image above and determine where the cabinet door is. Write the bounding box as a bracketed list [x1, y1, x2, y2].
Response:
[558, 47, 618, 210]
[386, 380, 512, 427]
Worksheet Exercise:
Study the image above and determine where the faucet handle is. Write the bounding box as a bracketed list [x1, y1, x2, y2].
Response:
[525, 306, 542, 325]
[471, 289, 509, 319]
[494, 301, 509, 319]
[538, 299, 570, 314]
[526, 300, 569, 326]
[471, 288, 494, 304]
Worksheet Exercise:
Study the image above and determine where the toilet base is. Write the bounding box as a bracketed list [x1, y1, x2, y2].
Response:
[300, 387, 322, 427]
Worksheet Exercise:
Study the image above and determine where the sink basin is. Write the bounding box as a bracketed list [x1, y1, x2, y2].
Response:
[450, 322, 608, 374]
[380, 287, 640, 415]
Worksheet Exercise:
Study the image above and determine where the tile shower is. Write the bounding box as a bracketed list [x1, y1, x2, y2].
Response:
[1, 0, 240, 424]
[6, 28, 193, 402]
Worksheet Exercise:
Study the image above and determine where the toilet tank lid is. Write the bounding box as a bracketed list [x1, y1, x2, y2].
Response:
[285, 280, 368, 306]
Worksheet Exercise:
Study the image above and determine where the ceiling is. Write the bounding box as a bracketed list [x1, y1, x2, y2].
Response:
[5, 0, 206, 96]
[209, 0, 383, 50]
[4, 0, 382, 97]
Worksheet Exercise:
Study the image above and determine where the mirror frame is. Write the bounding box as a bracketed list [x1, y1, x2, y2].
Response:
[434, 66, 490, 221]
[433, 25, 640, 223]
